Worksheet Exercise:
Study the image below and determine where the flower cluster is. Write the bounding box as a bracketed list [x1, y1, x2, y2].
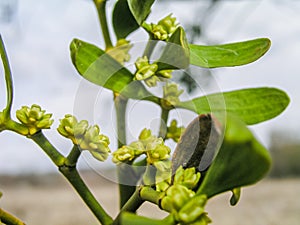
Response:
[134, 56, 172, 87]
[16, 104, 53, 135]
[107, 39, 132, 65]
[57, 114, 110, 161]
[166, 119, 185, 142]
[112, 128, 171, 164]
[158, 166, 209, 225]
[143, 14, 178, 41]
[173, 166, 201, 190]
[161, 82, 184, 109]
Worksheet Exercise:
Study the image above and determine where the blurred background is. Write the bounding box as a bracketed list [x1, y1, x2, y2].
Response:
[0, 0, 300, 225]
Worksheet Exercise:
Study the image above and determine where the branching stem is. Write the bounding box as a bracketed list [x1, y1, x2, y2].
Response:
[158, 107, 169, 138]
[0, 208, 26, 225]
[93, 0, 113, 50]
[0, 35, 13, 120]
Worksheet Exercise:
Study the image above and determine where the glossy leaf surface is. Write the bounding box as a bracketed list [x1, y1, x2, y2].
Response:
[197, 116, 271, 198]
[178, 87, 289, 125]
[113, 0, 139, 39]
[128, 0, 155, 25]
[190, 38, 271, 68]
[70, 39, 159, 103]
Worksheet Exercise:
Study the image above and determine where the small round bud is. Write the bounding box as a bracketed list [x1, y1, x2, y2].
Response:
[162, 83, 184, 109]
[166, 119, 185, 142]
[107, 39, 132, 64]
[178, 195, 207, 223]
[112, 145, 136, 164]
[174, 166, 201, 190]
[161, 184, 195, 213]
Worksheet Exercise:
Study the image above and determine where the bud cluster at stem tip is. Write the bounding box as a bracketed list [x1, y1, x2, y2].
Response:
[107, 39, 132, 65]
[158, 166, 210, 225]
[134, 56, 172, 87]
[143, 14, 178, 41]
[112, 128, 170, 164]
[16, 104, 53, 135]
[166, 119, 185, 142]
[57, 114, 110, 161]
[161, 82, 184, 109]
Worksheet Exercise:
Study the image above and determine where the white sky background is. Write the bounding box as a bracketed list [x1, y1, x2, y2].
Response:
[0, 0, 299, 174]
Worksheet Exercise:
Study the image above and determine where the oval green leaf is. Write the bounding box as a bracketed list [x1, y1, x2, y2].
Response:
[70, 38, 159, 103]
[177, 87, 290, 125]
[190, 38, 271, 68]
[128, 0, 155, 25]
[197, 116, 271, 198]
[113, 0, 139, 39]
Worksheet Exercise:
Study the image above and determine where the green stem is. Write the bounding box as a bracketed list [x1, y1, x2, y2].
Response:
[0, 208, 26, 225]
[120, 212, 175, 225]
[158, 108, 169, 138]
[93, 0, 113, 50]
[59, 166, 113, 225]
[31, 132, 112, 225]
[65, 145, 81, 167]
[139, 186, 164, 205]
[112, 188, 144, 225]
[30, 131, 65, 167]
[114, 94, 136, 208]
[0, 35, 13, 120]
[2, 120, 28, 135]
[114, 94, 128, 148]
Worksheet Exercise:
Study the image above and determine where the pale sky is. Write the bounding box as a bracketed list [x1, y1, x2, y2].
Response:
[0, 0, 299, 174]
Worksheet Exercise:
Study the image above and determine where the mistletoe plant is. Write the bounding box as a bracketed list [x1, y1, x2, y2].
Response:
[0, 0, 290, 225]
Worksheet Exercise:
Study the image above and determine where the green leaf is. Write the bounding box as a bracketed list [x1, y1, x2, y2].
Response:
[177, 87, 290, 125]
[70, 38, 159, 103]
[197, 116, 271, 198]
[128, 0, 155, 25]
[113, 0, 139, 39]
[157, 27, 190, 70]
[190, 38, 271, 68]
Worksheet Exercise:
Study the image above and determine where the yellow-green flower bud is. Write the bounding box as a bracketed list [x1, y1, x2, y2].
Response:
[174, 166, 201, 190]
[112, 145, 136, 164]
[186, 213, 212, 225]
[144, 75, 161, 87]
[138, 128, 157, 148]
[178, 195, 207, 223]
[16, 104, 53, 135]
[146, 138, 171, 164]
[135, 56, 158, 81]
[79, 125, 111, 161]
[57, 114, 89, 144]
[129, 140, 145, 155]
[158, 14, 178, 36]
[152, 24, 169, 40]
[162, 83, 184, 109]
[154, 160, 172, 192]
[166, 119, 185, 142]
[143, 14, 178, 41]
[157, 70, 172, 79]
[161, 184, 195, 213]
[107, 39, 132, 64]
[112, 140, 145, 164]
